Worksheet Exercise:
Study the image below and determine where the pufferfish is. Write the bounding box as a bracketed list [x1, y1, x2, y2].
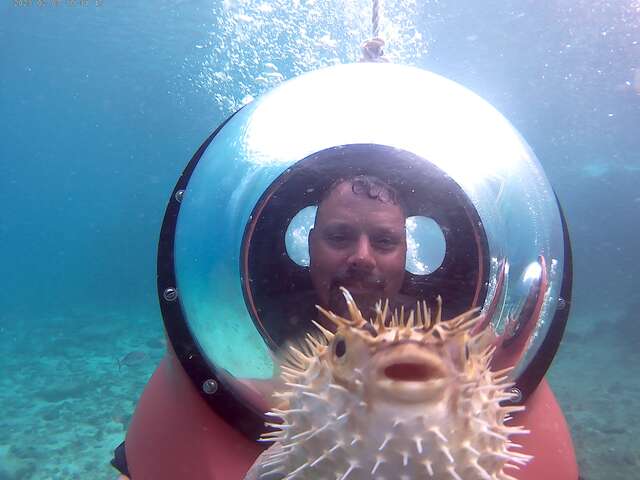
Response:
[244, 288, 532, 480]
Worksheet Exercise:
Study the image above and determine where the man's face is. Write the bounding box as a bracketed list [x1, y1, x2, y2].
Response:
[309, 181, 407, 318]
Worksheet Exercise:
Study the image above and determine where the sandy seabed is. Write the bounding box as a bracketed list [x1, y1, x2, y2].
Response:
[0, 310, 164, 480]
[1, 307, 637, 480]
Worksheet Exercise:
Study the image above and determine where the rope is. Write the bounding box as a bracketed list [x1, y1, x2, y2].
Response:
[360, 0, 388, 62]
[372, 0, 380, 37]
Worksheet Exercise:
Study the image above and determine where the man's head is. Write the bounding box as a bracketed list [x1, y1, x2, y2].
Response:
[308, 175, 407, 318]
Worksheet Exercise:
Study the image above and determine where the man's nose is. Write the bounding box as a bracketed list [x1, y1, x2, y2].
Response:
[347, 235, 376, 270]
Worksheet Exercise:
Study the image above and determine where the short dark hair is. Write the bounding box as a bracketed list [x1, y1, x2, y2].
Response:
[319, 175, 406, 215]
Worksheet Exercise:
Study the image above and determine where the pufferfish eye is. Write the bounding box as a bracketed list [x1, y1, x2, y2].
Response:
[334, 337, 347, 359]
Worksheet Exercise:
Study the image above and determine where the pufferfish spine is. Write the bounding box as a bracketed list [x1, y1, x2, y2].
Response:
[249, 289, 532, 480]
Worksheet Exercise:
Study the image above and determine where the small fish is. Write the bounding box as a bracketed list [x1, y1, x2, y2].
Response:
[117, 351, 148, 371]
[245, 288, 531, 480]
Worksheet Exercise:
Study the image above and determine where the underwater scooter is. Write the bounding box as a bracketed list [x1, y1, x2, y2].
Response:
[113, 4, 579, 479]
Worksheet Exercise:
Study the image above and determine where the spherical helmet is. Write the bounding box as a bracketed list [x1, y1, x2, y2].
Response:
[157, 63, 572, 440]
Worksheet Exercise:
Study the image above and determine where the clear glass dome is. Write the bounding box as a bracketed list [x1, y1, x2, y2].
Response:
[172, 62, 567, 393]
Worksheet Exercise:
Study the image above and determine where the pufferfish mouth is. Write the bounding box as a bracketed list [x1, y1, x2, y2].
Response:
[383, 360, 444, 382]
[372, 342, 448, 402]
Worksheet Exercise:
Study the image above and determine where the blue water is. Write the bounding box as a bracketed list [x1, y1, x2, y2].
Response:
[1, 1, 638, 479]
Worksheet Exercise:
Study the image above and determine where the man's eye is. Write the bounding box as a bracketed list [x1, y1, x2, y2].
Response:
[374, 237, 398, 249]
[327, 233, 349, 243]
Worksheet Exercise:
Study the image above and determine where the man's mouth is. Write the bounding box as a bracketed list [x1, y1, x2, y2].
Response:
[342, 281, 368, 292]
[332, 277, 385, 293]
